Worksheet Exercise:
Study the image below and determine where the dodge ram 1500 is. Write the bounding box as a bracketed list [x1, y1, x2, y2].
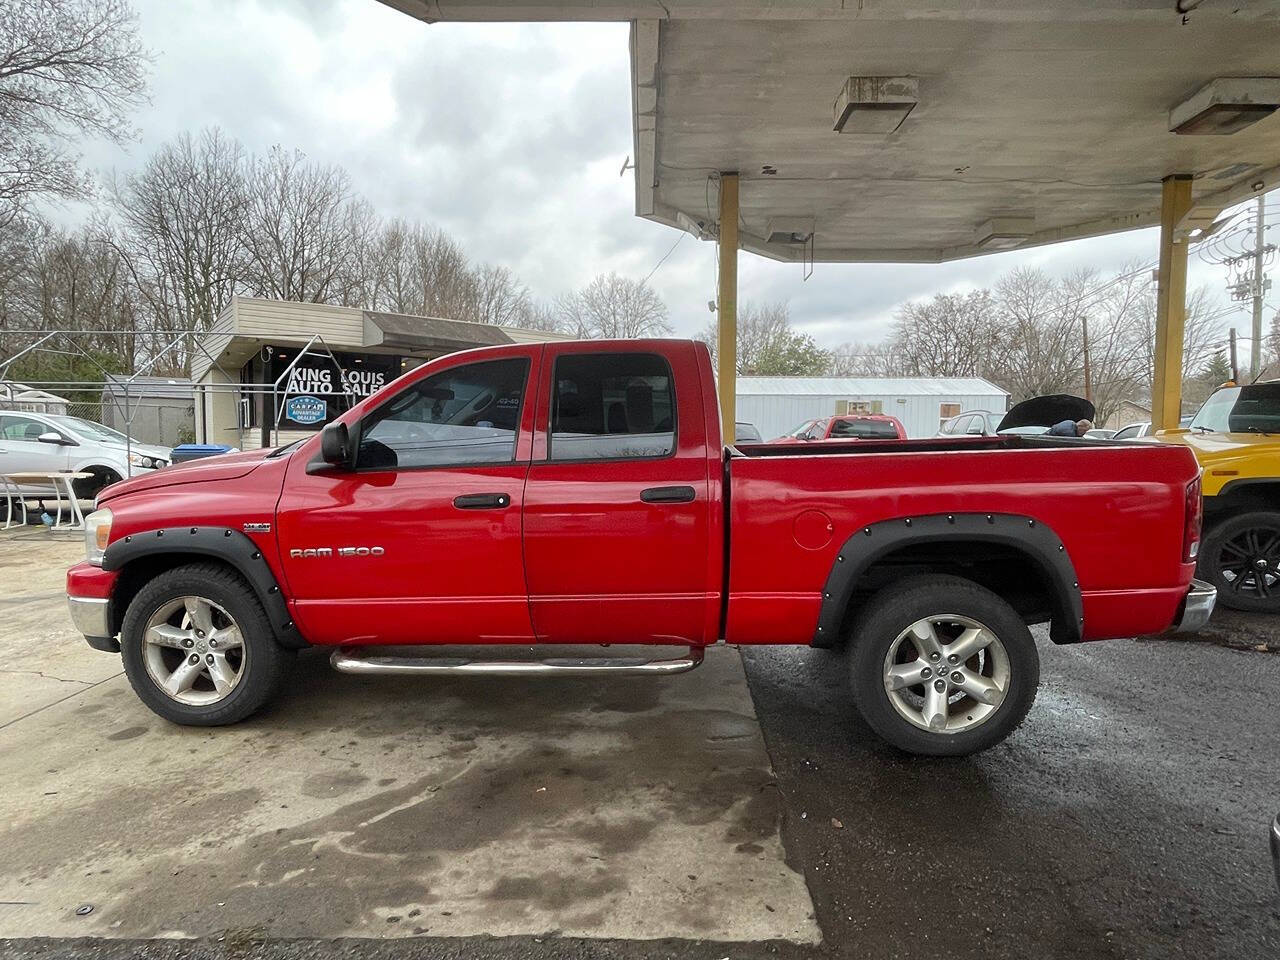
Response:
[67, 339, 1214, 755]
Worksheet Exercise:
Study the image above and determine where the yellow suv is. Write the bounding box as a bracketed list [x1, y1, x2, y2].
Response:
[1154, 382, 1280, 612]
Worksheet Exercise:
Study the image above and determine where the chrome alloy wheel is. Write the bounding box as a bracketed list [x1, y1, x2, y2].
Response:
[143, 596, 246, 705]
[882, 614, 1011, 734]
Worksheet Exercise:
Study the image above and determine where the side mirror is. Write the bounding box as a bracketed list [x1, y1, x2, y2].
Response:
[37, 432, 72, 446]
[320, 421, 352, 468]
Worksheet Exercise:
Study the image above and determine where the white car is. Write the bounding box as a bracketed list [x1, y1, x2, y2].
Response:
[0, 410, 171, 500]
[1110, 416, 1193, 440]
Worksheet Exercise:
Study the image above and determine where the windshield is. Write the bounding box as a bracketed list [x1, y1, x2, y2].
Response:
[50, 415, 121, 443]
[1190, 384, 1280, 435]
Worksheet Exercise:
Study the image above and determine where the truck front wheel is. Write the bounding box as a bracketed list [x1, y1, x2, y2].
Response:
[119, 563, 293, 726]
[848, 575, 1039, 757]
[1198, 511, 1280, 613]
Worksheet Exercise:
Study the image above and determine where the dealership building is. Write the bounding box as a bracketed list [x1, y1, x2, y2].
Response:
[193, 297, 571, 449]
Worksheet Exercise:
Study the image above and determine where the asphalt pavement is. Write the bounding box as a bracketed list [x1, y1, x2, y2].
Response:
[742, 630, 1280, 959]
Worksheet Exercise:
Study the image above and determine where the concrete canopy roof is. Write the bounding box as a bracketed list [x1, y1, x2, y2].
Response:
[380, 1, 1280, 263]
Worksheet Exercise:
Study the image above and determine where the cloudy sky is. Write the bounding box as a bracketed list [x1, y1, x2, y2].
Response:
[71, 0, 1270, 358]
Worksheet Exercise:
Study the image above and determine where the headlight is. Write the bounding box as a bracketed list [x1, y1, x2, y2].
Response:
[84, 508, 113, 566]
[128, 453, 156, 468]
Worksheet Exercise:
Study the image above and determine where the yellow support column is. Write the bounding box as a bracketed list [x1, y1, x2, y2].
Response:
[1152, 174, 1193, 431]
[717, 172, 739, 444]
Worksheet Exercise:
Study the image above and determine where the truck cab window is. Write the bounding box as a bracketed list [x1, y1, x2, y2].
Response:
[550, 353, 676, 460]
[356, 358, 529, 469]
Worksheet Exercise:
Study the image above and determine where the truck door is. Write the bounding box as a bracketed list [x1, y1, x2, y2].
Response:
[276, 349, 539, 645]
[522, 343, 716, 644]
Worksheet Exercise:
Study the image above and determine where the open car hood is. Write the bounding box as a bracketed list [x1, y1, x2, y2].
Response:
[998, 395, 1095, 431]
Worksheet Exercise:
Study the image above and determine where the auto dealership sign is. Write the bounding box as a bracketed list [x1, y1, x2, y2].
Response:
[285, 364, 387, 398]
[268, 347, 401, 429]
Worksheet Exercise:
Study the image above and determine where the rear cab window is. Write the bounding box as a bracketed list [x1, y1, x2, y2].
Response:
[549, 352, 676, 461]
[830, 417, 899, 439]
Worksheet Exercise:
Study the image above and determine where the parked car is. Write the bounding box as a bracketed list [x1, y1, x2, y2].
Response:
[937, 410, 1003, 437]
[67, 339, 1210, 756]
[734, 422, 763, 444]
[773, 413, 906, 443]
[1110, 416, 1193, 440]
[0, 411, 171, 499]
[1084, 428, 1116, 440]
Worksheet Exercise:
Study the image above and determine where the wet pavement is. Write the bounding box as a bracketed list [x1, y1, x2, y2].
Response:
[2, 530, 1279, 959]
[743, 632, 1280, 959]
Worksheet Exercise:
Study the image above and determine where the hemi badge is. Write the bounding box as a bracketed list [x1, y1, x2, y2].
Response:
[243, 522, 272, 533]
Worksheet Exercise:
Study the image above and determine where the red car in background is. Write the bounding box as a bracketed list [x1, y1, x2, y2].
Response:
[773, 414, 907, 443]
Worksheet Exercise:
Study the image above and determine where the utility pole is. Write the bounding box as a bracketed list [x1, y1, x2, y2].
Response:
[1251, 194, 1266, 379]
[1230, 327, 1239, 382]
[1081, 314, 1092, 403]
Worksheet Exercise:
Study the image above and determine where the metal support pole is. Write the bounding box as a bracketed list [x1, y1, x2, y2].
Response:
[1230, 327, 1239, 382]
[1252, 194, 1266, 378]
[1152, 175, 1193, 431]
[717, 172, 739, 445]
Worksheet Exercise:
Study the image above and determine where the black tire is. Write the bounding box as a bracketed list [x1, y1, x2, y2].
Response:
[848, 575, 1039, 757]
[120, 563, 293, 726]
[1198, 510, 1280, 613]
[73, 466, 122, 501]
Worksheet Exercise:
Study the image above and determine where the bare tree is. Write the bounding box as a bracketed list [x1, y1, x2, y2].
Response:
[465, 263, 532, 328]
[240, 146, 364, 303]
[558, 273, 671, 339]
[366, 219, 475, 319]
[828, 340, 903, 376]
[0, 0, 148, 227]
[107, 128, 248, 337]
[1130, 283, 1225, 392]
[992, 267, 1081, 403]
[891, 289, 1002, 378]
[698, 301, 830, 375]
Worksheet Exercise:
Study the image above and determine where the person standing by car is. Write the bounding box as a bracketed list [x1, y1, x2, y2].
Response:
[1048, 418, 1093, 437]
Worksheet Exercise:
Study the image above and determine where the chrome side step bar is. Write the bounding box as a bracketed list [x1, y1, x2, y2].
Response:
[330, 646, 705, 677]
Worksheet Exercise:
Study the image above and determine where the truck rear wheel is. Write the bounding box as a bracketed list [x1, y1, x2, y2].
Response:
[848, 575, 1039, 756]
[1198, 510, 1280, 613]
[119, 563, 293, 726]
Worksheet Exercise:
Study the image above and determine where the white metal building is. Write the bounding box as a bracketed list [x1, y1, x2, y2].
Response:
[736, 377, 1010, 441]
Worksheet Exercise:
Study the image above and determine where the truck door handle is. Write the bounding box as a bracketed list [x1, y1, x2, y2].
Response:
[640, 485, 696, 504]
[453, 493, 511, 510]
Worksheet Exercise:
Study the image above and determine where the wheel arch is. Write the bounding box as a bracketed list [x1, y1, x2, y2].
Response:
[813, 512, 1083, 649]
[101, 527, 306, 649]
[1205, 479, 1280, 525]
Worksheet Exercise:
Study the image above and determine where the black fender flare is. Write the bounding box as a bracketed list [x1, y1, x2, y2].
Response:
[811, 512, 1083, 647]
[101, 526, 305, 649]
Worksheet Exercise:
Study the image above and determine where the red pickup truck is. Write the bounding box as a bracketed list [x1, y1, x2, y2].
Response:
[66, 339, 1213, 756]
[773, 413, 907, 443]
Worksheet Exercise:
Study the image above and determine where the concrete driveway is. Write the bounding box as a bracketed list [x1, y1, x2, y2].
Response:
[0, 531, 817, 944]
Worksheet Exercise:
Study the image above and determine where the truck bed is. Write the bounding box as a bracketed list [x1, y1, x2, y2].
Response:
[724, 435, 1200, 646]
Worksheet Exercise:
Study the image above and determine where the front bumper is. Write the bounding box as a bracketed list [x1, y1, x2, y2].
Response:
[67, 595, 117, 650]
[1172, 578, 1217, 633]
